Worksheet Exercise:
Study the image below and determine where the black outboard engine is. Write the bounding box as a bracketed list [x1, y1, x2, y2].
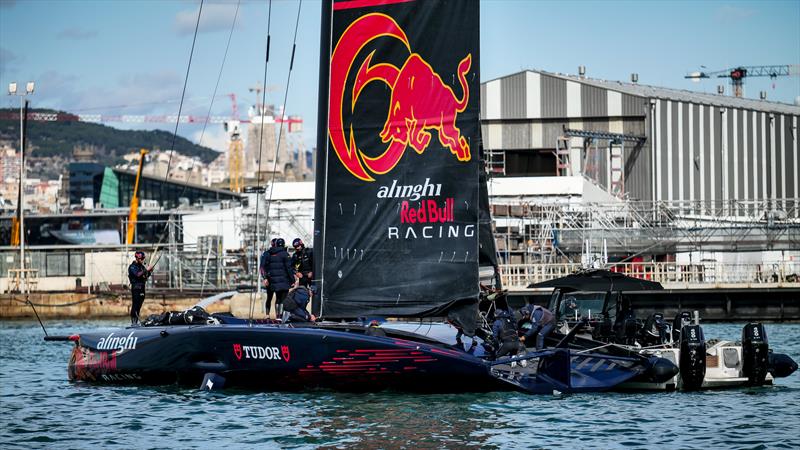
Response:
[742, 323, 769, 386]
[672, 311, 692, 344]
[679, 324, 706, 390]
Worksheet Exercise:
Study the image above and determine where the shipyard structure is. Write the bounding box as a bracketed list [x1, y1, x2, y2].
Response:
[1, 70, 798, 302]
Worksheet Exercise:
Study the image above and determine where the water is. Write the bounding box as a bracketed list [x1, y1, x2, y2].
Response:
[1, 321, 799, 449]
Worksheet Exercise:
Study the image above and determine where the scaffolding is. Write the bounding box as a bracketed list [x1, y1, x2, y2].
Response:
[491, 198, 800, 264]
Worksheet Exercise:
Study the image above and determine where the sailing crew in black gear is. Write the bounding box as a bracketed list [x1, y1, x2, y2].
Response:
[519, 304, 555, 350]
[291, 238, 313, 286]
[128, 251, 153, 326]
[260, 238, 294, 318]
[282, 284, 316, 323]
[492, 309, 524, 358]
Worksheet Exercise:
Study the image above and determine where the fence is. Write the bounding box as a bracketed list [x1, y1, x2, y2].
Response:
[500, 261, 800, 289]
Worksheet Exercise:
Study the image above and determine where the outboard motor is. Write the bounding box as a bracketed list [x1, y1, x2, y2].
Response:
[742, 323, 769, 386]
[672, 311, 692, 344]
[679, 324, 706, 390]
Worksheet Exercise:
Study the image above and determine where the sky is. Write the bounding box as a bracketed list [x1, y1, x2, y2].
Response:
[1, 0, 799, 154]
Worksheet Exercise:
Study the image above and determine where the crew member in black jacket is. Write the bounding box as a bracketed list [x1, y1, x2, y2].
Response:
[128, 251, 154, 325]
[291, 238, 313, 286]
[260, 238, 294, 317]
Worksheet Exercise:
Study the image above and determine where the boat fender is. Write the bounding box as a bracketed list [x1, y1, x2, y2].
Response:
[645, 356, 680, 384]
[768, 352, 798, 379]
[742, 323, 769, 385]
[201, 373, 226, 391]
[679, 324, 705, 390]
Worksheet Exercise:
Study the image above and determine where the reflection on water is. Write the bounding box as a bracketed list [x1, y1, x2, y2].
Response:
[0, 320, 798, 449]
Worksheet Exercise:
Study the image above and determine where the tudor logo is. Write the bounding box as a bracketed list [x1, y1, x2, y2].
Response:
[233, 344, 289, 362]
[281, 345, 291, 362]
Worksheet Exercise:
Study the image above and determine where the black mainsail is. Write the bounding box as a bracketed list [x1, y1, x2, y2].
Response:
[316, 0, 482, 319]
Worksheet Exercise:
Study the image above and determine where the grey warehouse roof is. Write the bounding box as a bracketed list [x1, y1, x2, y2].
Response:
[487, 70, 800, 115]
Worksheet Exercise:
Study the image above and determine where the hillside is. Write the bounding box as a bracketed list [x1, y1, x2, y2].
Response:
[0, 108, 220, 179]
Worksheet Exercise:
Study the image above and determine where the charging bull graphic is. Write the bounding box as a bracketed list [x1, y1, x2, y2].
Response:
[329, 13, 472, 181]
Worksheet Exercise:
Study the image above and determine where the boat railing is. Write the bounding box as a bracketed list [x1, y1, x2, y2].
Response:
[500, 261, 800, 289]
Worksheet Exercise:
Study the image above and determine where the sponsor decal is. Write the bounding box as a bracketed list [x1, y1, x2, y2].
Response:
[281, 345, 291, 362]
[377, 178, 442, 201]
[97, 332, 138, 351]
[232, 344, 289, 362]
[329, 13, 472, 181]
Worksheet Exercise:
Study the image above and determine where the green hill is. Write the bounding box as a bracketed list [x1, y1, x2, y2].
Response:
[0, 108, 221, 167]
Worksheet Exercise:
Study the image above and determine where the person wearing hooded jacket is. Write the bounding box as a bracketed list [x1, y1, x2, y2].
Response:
[492, 309, 524, 358]
[260, 238, 294, 317]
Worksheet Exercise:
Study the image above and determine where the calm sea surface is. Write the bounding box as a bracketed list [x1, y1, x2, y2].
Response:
[1, 320, 799, 449]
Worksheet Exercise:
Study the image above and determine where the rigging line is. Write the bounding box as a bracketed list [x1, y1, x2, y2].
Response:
[264, 0, 303, 244]
[249, 0, 274, 323]
[194, 0, 241, 156]
[262, 0, 302, 322]
[137, 0, 204, 258]
[162, 0, 204, 188]
[147, 0, 238, 287]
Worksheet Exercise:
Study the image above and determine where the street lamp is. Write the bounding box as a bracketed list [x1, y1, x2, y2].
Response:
[8, 80, 35, 294]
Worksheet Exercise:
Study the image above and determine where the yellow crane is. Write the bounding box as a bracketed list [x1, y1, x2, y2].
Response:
[126, 148, 148, 245]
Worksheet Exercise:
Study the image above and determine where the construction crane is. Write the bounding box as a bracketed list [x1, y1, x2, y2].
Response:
[126, 148, 148, 245]
[224, 93, 244, 192]
[685, 65, 799, 98]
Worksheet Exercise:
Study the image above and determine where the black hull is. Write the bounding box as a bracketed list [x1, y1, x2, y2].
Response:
[64, 323, 663, 394]
[68, 325, 504, 393]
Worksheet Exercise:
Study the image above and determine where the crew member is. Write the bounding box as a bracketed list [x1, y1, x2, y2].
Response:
[492, 309, 524, 358]
[519, 304, 555, 350]
[291, 238, 313, 286]
[262, 238, 294, 318]
[282, 283, 316, 323]
[128, 251, 154, 326]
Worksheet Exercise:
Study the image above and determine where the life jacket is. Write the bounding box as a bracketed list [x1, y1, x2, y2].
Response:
[495, 314, 518, 343]
[530, 305, 555, 326]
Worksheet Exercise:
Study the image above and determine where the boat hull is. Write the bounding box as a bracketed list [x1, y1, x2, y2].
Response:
[68, 325, 500, 393]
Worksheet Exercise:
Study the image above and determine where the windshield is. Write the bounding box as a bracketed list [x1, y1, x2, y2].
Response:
[558, 292, 606, 321]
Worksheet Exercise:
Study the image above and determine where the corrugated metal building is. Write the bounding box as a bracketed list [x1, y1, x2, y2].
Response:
[481, 70, 800, 213]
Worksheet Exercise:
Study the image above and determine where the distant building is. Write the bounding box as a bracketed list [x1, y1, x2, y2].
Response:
[67, 162, 241, 210]
[481, 70, 800, 214]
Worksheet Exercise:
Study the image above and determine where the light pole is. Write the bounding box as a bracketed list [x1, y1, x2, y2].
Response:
[8, 81, 34, 294]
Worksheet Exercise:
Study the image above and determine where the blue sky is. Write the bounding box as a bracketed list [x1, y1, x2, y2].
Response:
[1, 0, 798, 153]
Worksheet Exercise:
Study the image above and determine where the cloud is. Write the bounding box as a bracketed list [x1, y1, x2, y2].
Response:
[191, 127, 229, 152]
[174, 3, 241, 36]
[0, 46, 22, 75]
[56, 27, 98, 40]
[714, 5, 757, 22]
[28, 69, 185, 116]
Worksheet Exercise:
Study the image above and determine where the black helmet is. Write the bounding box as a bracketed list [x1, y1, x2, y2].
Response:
[134, 251, 146, 260]
[292, 238, 303, 248]
[275, 238, 285, 248]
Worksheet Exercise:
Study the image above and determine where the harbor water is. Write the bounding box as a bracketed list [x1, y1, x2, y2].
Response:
[1, 321, 799, 449]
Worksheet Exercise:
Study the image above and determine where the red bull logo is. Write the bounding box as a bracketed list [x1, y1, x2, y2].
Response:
[329, 13, 472, 181]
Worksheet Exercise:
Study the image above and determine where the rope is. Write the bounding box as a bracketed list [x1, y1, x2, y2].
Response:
[249, 0, 275, 323]
[2, 294, 115, 308]
[249, 0, 303, 323]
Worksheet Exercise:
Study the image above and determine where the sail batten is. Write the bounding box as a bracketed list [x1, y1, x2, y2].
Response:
[317, 0, 481, 319]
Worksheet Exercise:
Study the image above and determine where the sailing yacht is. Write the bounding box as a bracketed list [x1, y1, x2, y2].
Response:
[50, 0, 677, 394]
